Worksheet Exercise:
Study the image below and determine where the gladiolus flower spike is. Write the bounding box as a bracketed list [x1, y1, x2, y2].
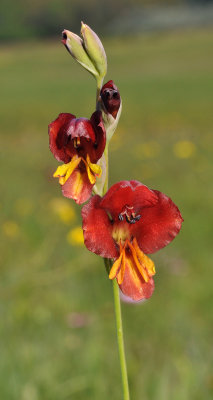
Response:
[82, 180, 183, 301]
[49, 111, 106, 204]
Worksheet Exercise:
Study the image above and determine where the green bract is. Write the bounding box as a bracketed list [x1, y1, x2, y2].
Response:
[62, 24, 107, 87]
[62, 29, 98, 77]
[81, 22, 107, 81]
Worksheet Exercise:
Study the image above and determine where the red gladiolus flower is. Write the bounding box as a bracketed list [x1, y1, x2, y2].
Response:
[82, 180, 183, 301]
[48, 110, 106, 204]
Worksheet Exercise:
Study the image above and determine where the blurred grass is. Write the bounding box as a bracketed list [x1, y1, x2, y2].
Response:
[0, 28, 213, 400]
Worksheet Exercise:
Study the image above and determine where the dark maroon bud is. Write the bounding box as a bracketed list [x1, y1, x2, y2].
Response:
[100, 80, 121, 118]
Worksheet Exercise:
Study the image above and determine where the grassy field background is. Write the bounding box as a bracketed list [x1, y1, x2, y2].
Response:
[1, 28, 213, 399]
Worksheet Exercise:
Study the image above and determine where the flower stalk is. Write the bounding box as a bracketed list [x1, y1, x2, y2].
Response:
[102, 149, 130, 400]
[113, 278, 130, 400]
[96, 76, 103, 105]
[103, 145, 108, 196]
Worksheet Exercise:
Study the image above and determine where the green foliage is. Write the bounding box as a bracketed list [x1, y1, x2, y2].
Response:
[0, 0, 188, 40]
[0, 28, 213, 399]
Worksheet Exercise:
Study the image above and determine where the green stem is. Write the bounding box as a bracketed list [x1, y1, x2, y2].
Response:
[113, 279, 130, 400]
[103, 146, 108, 195]
[96, 76, 103, 105]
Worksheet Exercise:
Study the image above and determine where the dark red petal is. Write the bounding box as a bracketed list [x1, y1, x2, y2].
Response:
[82, 195, 118, 258]
[66, 112, 105, 163]
[100, 180, 158, 219]
[119, 263, 155, 301]
[90, 110, 106, 161]
[67, 118, 96, 142]
[48, 113, 76, 162]
[100, 80, 121, 118]
[62, 168, 93, 204]
[101, 80, 117, 91]
[132, 190, 183, 254]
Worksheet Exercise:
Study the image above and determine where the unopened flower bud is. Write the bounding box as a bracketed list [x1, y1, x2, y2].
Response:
[100, 81, 121, 119]
[81, 22, 107, 82]
[62, 29, 98, 78]
[97, 80, 122, 143]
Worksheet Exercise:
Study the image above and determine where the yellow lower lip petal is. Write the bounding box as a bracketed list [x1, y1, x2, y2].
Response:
[82, 154, 102, 185]
[132, 237, 156, 276]
[53, 155, 81, 185]
[85, 163, 96, 185]
[89, 162, 102, 177]
[109, 252, 123, 280]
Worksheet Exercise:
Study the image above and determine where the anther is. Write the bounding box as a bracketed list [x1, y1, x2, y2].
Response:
[118, 205, 141, 224]
[125, 215, 136, 224]
[118, 214, 124, 221]
[125, 214, 141, 224]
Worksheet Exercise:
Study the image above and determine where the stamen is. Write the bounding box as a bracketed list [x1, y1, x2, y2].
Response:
[126, 215, 136, 224]
[118, 205, 141, 224]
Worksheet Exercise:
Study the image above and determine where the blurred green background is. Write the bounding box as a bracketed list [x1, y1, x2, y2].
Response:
[1, 1, 213, 399]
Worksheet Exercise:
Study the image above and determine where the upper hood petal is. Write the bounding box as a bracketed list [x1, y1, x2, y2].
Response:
[48, 113, 76, 163]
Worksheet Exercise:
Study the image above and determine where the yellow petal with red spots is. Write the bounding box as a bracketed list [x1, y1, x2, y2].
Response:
[120, 252, 154, 301]
[85, 162, 96, 185]
[86, 154, 102, 181]
[128, 240, 149, 282]
[109, 252, 123, 280]
[109, 242, 126, 284]
[89, 162, 102, 177]
[125, 253, 144, 289]
[132, 237, 156, 276]
[53, 155, 81, 185]
[117, 249, 126, 285]
[71, 169, 86, 198]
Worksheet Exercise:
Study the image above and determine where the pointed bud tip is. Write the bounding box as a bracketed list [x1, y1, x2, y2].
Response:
[62, 30, 67, 37]
[61, 30, 68, 44]
[102, 80, 118, 91]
